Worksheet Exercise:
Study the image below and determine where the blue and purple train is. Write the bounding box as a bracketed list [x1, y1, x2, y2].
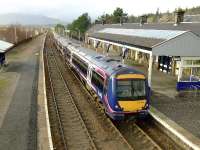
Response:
[54, 36, 150, 120]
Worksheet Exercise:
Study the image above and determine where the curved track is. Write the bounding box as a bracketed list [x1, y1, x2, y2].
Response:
[45, 33, 183, 150]
[44, 38, 96, 150]
[116, 122, 162, 150]
[44, 34, 133, 150]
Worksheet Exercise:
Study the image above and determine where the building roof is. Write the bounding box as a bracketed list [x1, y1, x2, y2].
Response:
[90, 28, 188, 50]
[87, 22, 200, 36]
[0, 40, 14, 53]
[87, 23, 200, 56]
[99, 28, 186, 40]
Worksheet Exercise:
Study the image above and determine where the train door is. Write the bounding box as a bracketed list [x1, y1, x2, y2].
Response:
[87, 65, 93, 84]
[103, 78, 108, 102]
[69, 52, 74, 67]
[69, 52, 72, 64]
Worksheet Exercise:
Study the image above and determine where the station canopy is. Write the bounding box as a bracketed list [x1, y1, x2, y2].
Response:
[0, 40, 14, 53]
[89, 28, 200, 56]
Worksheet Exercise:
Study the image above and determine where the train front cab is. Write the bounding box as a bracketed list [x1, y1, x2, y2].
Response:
[105, 72, 150, 120]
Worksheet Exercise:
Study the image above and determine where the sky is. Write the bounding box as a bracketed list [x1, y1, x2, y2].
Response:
[0, 0, 200, 22]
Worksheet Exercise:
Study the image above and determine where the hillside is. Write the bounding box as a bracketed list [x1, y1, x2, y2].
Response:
[0, 13, 66, 25]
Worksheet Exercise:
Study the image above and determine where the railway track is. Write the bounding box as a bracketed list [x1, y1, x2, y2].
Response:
[44, 37, 96, 150]
[116, 122, 162, 150]
[44, 33, 183, 150]
[50, 36, 162, 150]
[116, 117, 183, 150]
[136, 118, 183, 150]
[44, 35, 132, 150]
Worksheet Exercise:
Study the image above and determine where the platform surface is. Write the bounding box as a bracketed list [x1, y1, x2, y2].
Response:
[0, 35, 45, 150]
[151, 91, 200, 138]
[130, 59, 200, 139]
[37, 34, 53, 150]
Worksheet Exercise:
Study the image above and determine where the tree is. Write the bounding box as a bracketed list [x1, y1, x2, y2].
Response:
[67, 13, 91, 40]
[95, 7, 128, 24]
[112, 7, 128, 23]
[55, 24, 65, 35]
[146, 13, 158, 23]
[97, 13, 113, 24]
[127, 15, 139, 23]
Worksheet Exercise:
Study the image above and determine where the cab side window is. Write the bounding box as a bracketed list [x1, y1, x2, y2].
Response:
[103, 79, 108, 95]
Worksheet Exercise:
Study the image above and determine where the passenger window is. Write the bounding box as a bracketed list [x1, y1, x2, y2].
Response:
[72, 55, 88, 76]
[91, 71, 104, 92]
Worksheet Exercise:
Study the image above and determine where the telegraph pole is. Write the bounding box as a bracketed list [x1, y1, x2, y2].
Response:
[14, 26, 18, 44]
[25, 28, 28, 39]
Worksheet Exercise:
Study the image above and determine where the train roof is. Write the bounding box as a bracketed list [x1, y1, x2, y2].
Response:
[54, 34, 144, 76]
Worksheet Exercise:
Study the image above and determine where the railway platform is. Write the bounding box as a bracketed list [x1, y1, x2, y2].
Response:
[37, 35, 53, 150]
[128, 63, 200, 144]
[150, 89, 200, 149]
[113, 53, 200, 149]
[0, 35, 48, 150]
[109, 51, 200, 149]
[74, 36, 200, 149]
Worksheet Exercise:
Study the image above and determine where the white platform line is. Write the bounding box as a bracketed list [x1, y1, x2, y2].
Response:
[42, 34, 54, 150]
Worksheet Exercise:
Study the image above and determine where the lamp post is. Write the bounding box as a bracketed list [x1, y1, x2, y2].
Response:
[14, 26, 18, 44]
[25, 28, 28, 39]
[65, 30, 70, 39]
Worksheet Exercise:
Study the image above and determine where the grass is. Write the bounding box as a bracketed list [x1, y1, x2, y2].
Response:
[7, 50, 20, 59]
[0, 78, 8, 90]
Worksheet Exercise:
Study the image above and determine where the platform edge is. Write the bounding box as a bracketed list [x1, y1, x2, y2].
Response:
[150, 106, 200, 150]
[37, 34, 53, 150]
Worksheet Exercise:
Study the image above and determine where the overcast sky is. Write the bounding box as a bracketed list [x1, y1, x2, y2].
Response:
[0, 0, 200, 22]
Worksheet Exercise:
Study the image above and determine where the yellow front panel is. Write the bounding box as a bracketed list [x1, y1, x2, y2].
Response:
[117, 74, 145, 79]
[118, 100, 146, 112]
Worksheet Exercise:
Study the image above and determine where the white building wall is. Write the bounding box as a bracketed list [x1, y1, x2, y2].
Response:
[153, 32, 200, 57]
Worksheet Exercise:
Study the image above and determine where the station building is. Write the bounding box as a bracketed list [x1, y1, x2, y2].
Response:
[86, 11, 200, 91]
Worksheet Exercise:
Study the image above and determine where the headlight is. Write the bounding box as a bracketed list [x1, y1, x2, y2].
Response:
[115, 105, 119, 109]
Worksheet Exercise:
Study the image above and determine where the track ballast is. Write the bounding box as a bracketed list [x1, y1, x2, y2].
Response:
[44, 34, 133, 150]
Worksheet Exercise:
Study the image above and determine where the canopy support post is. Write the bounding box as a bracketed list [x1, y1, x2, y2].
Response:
[148, 53, 153, 87]
[135, 51, 138, 60]
[178, 57, 183, 82]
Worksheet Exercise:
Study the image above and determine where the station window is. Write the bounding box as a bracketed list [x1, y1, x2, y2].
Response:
[183, 60, 193, 65]
[183, 60, 200, 66]
[72, 54, 88, 76]
[91, 71, 104, 92]
[193, 60, 200, 65]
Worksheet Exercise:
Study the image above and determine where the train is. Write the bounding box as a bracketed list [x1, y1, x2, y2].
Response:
[53, 34, 150, 120]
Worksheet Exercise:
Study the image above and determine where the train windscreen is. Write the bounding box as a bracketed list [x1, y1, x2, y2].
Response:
[116, 79, 146, 100]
